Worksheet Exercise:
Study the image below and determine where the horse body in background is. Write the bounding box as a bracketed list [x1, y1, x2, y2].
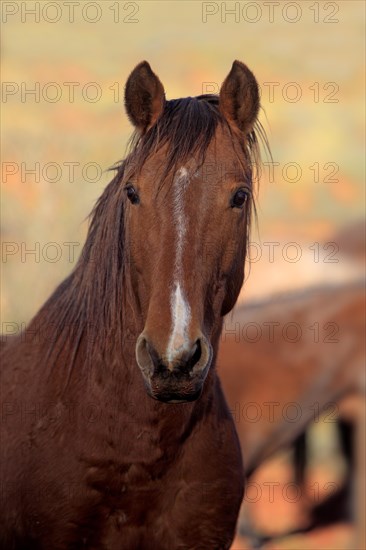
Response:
[0, 61, 264, 549]
[219, 281, 364, 473]
[219, 281, 365, 544]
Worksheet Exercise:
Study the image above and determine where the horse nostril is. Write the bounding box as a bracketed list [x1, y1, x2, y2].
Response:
[186, 339, 202, 370]
[136, 335, 158, 378]
[181, 336, 212, 375]
[195, 335, 211, 373]
[146, 340, 160, 367]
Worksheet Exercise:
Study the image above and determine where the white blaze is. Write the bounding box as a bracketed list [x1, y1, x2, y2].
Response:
[166, 167, 192, 363]
[172, 166, 189, 271]
[167, 283, 191, 362]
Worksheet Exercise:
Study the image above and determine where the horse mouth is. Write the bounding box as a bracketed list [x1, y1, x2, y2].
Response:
[147, 387, 203, 404]
[142, 373, 207, 404]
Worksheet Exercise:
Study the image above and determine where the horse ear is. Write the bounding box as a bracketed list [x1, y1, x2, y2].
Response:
[124, 61, 165, 133]
[219, 60, 260, 135]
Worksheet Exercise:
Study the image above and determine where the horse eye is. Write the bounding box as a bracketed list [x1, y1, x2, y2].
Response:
[231, 188, 249, 209]
[125, 184, 139, 205]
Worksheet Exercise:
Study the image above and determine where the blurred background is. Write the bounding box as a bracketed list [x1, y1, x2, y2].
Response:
[1, 1, 365, 548]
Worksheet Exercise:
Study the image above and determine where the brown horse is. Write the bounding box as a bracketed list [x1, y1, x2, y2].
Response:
[0, 61, 265, 549]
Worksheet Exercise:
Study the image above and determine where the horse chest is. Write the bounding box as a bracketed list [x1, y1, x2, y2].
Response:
[70, 461, 182, 549]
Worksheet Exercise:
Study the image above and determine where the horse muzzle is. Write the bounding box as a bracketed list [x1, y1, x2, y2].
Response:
[135, 333, 212, 403]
